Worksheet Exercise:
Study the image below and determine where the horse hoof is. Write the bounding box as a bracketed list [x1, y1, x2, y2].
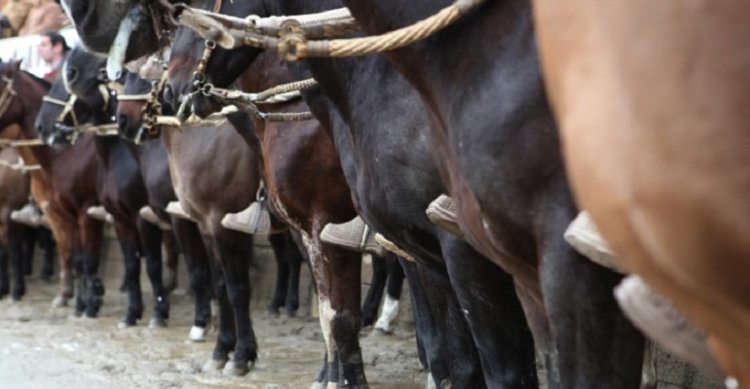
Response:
[149, 317, 168, 329]
[202, 358, 227, 372]
[222, 361, 253, 376]
[117, 319, 136, 329]
[309, 381, 326, 389]
[51, 295, 68, 308]
[188, 326, 208, 342]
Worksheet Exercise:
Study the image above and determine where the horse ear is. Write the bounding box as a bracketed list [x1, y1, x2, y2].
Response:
[10, 59, 21, 70]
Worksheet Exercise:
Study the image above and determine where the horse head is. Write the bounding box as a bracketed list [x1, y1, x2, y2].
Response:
[166, 0, 269, 119]
[34, 79, 92, 145]
[60, 0, 160, 63]
[117, 71, 168, 143]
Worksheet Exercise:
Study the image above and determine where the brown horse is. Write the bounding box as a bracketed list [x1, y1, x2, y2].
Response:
[532, 1, 750, 383]
[0, 143, 32, 300]
[166, 27, 367, 382]
[117, 72, 264, 374]
[0, 61, 104, 317]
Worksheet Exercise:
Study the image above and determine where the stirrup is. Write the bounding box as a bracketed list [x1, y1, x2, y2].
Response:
[320, 216, 385, 256]
[222, 201, 272, 235]
[615, 276, 723, 378]
[374, 233, 415, 262]
[87, 206, 114, 223]
[426, 194, 464, 238]
[139, 206, 171, 230]
[10, 203, 44, 227]
[166, 201, 194, 221]
[564, 211, 621, 272]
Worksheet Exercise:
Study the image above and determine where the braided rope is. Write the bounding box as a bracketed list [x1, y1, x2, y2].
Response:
[200, 79, 316, 122]
[300, 0, 486, 59]
[253, 78, 318, 102]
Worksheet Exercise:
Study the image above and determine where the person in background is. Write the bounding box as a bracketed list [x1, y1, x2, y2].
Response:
[0, 0, 34, 38]
[17, 0, 67, 36]
[37, 29, 68, 81]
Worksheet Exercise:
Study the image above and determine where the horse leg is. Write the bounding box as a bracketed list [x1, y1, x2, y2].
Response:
[539, 218, 644, 388]
[212, 229, 257, 375]
[172, 218, 212, 340]
[114, 221, 143, 327]
[0, 244, 8, 299]
[267, 232, 290, 316]
[440, 234, 538, 387]
[72, 250, 86, 316]
[45, 211, 74, 307]
[202, 234, 236, 371]
[403, 259, 484, 387]
[374, 254, 405, 332]
[9, 222, 26, 301]
[310, 231, 366, 388]
[161, 229, 179, 292]
[79, 215, 104, 318]
[21, 225, 35, 276]
[362, 254, 388, 328]
[39, 228, 56, 281]
[284, 232, 303, 318]
[138, 217, 169, 327]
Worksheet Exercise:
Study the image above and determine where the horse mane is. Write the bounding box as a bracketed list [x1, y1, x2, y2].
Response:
[22, 71, 52, 90]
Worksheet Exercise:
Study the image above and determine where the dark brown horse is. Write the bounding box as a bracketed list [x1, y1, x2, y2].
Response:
[167, 30, 368, 383]
[116, 69, 264, 374]
[35, 53, 173, 328]
[0, 61, 104, 317]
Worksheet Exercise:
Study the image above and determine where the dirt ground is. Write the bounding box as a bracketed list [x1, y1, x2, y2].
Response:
[0, 237, 425, 388]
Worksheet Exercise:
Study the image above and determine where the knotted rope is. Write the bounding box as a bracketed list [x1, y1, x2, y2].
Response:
[175, 4, 357, 50]
[172, 0, 486, 61]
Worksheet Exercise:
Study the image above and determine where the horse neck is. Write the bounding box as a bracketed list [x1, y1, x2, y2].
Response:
[15, 75, 56, 169]
[238, 51, 295, 93]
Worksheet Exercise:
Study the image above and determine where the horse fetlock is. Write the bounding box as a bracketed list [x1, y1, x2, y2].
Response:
[340, 361, 368, 388]
[91, 278, 105, 296]
[50, 294, 68, 308]
[85, 294, 103, 318]
[222, 359, 255, 376]
[148, 316, 168, 329]
[189, 325, 208, 342]
[11, 284, 25, 301]
[202, 357, 228, 372]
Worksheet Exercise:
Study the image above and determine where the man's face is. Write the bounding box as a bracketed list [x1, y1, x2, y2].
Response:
[38, 37, 59, 63]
